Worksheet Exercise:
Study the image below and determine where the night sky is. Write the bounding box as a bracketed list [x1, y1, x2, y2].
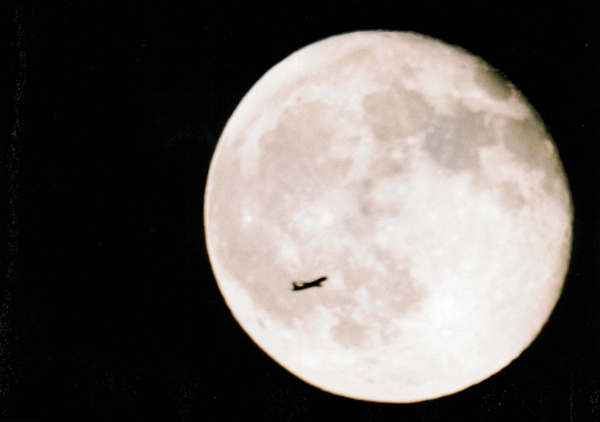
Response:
[3, 2, 600, 420]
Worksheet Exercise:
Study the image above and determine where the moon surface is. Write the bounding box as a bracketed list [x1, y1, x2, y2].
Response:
[204, 31, 572, 403]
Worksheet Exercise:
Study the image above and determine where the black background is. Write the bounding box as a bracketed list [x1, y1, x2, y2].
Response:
[3, 2, 600, 420]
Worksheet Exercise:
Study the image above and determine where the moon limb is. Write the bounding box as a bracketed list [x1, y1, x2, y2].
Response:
[204, 31, 573, 403]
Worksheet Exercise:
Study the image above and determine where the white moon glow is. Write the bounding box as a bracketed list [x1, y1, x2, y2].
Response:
[204, 31, 572, 403]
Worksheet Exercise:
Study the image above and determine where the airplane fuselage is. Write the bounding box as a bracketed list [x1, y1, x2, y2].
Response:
[291, 276, 327, 291]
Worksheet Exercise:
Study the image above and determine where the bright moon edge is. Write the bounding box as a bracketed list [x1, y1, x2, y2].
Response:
[204, 31, 573, 403]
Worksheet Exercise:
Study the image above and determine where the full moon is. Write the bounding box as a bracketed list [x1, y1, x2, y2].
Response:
[204, 31, 572, 402]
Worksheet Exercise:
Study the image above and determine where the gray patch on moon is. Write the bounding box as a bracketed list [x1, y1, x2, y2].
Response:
[473, 65, 513, 100]
[362, 85, 431, 141]
[500, 117, 568, 198]
[258, 100, 354, 200]
[423, 104, 496, 174]
[330, 318, 369, 348]
[502, 118, 555, 170]
[327, 48, 376, 79]
[496, 181, 527, 209]
[342, 176, 407, 233]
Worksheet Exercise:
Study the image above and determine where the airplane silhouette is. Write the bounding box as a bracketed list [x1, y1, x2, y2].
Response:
[291, 276, 327, 291]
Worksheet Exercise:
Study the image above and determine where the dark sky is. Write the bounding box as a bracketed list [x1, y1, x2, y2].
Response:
[3, 2, 600, 420]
